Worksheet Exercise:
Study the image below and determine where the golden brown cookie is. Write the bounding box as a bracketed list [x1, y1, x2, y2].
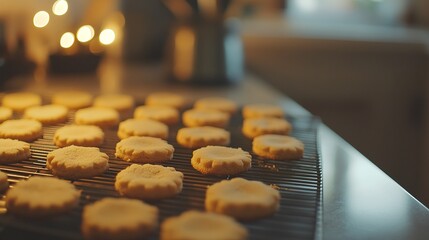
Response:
[52, 90, 92, 109]
[145, 92, 187, 109]
[118, 119, 168, 140]
[75, 107, 119, 128]
[115, 136, 174, 163]
[242, 104, 284, 119]
[82, 198, 158, 240]
[161, 211, 248, 240]
[253, 134, 304, 160]
[134, 105, 179, 125]
[115, 164, 184, 200]
[205, 177, 280, 220]
[182, 109, 229, 128]
[2, 92, 42, 112]
[0, 139, 31, 163]
[47, 145, 109, 179]
[24, 104, 68, 125]
[194, 97, 238, 114]
[93, 94, 135, 112]
[6, 176, 80, 217]
[176, 126, 230, 149]
[0, 106, 12, 123]
[0, 119, 43, 142]
[242, 117, 291, 139]
[191, 146, 251, 175]
[53, 125, 104, 147]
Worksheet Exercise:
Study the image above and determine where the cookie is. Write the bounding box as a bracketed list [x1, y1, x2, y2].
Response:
[53, 125, 104, 147]
[0, 119, 43, 142]
[242, 117, 291, 139]
[118, 119, 168, 140]
[82, 198, 158, 240]
[182, 109, 229, 128]
[75, 107, 119, 128]
[253, 134, 304, 160]
[94, 94, 135, 112]
[191, 146, 251, 175]
[47, 145, 109, 179]
[145, 92, 187, 109]
[205, 177, 280, 220]
[176, 126, 230, 149]
[0, 171, 9, 192]
[6, 176, 80, 217]
[52, 90, 92, 110]
[194, 97, 238, 114]
[0, 139, 31, 163]
[0, 106, 12, 123]
[115, 164, 184, 200]
[134, 105, 179, 125]
[2, 92, 42, 112]
[161, 210, 248, 240]
[24, 104, 68, 125]
[242, 104, 284, 119]
[115, 136, 174, 163]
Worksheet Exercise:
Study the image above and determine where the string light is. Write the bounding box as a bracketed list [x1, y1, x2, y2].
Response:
[77, 25, 95, 43]
[99, 29, 115, 45]
[60, 32, 75, 48]
[52, 0, 68, 16]
[33, 11, 50, 28]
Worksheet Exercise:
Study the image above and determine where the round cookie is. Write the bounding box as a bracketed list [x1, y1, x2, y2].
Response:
[0, 119, 43, 142]
[242, 117, 292, 139]
[134, 105, 179, 125]
[0, 139, 31, 163]
[6, 176, 80, 217]
[161, 210, 248, 240]
[54, 125, 104, 147]
[0, 107, 12, 123]
[51, 91, 92, 110]
[2, 92, 42, 112]
[24, 104, 68, 125]
[47, 145, 109, 179]
[176, 126, 230, 149]
[253, 134, 304, 160]
[242, 104, 284, 119]
[75, 107, 119, 128]
[82, 198, 158, 240]
[118, 119, 168, 140]
[194, 97, 238, 114]
[182, 109, 229, 128]
[205, 177, 280, 220]
[94, 94, 134, 112]
[115, 136, 174, 163]
[0, 171, 9, 192]
[115, 164, 184, 200]
[191, 146, 251, 175]
[145, 92, 187, 109]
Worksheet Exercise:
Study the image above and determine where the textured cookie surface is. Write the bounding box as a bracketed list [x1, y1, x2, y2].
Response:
[94, 94, 134, 111]
[176, 126, 230, 149]
[0, 171, 9, 192]
[0, 107, 12, 122]
[54, 125, 104, 147]
[75, 107, 119, 128]
[115, 164, 184, 200]
[134, 105, 179, 125]
[161, 210, 248, 240]
[6, 176, 80, 217]
[24, 104, 68, 124]
[0, 119, 43, 142]
[145, 92, 187, 109]
[52, 90, 92, 109]
[0, 139, 31, 163]
[2, 92, 42, 112]
[242, 104, 284, 119]
[253, 134, 304, 160]
[191, 146, 251, 175]
[194, 97, 238, 114]
[182, 109, 229, 128]
[115, 136, 174, 163]
[82, 197, 158, 240]
[242, 117, 292, 139]
[118, 119, 168, 140]
[205, 177, 280, 220]
[47, 145, 109, 179]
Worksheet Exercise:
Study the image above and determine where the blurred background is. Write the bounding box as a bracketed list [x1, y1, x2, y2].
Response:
[0, 0, 429, 206]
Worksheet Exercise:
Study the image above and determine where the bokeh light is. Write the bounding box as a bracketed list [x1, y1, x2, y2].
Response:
[60, 32, 75, 48]
[52, 0, 69, 16]
[33, 11, 50, 28]
[77, 25, 95, 43]
[99, 29, 115, 45]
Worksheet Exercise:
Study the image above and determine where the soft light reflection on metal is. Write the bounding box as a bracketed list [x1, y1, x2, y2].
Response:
[52, 0, 68, 16]
[60, 32, 74, 48]
[99, 29, 115, 45]
[77, 25, 95, 43]
[33, 11, 50, 28]
[173, 27, 195, 81]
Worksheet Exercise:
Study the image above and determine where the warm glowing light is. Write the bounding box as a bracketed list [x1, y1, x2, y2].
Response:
[60, 32, 74, 48]
[99, 29, 115, 45]
[77, 25, 95, 43]
[33, 11, 50, 28]
[52, 0, 68, 16]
